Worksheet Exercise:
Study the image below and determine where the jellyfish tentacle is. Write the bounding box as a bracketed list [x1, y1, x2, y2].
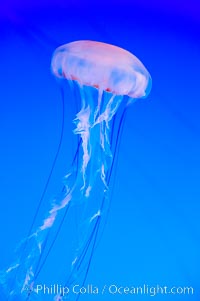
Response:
[53, 88, 126, 301]
[2, 87, 66, 301]
[21, 85, 120, 299]
[70, 102, 129, 301]
[78, 102, 129, 277]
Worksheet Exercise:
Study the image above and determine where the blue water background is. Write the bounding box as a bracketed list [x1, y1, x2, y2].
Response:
[0, 0, 200, 300]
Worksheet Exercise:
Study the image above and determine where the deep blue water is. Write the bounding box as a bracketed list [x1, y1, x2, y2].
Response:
[0, 1, 200, 300]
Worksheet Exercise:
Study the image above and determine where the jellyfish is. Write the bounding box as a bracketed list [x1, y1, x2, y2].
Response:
[0, 40, 151, 301]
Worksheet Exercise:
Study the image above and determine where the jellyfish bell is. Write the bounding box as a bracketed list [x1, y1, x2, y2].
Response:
[51, 40, 152, 99]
